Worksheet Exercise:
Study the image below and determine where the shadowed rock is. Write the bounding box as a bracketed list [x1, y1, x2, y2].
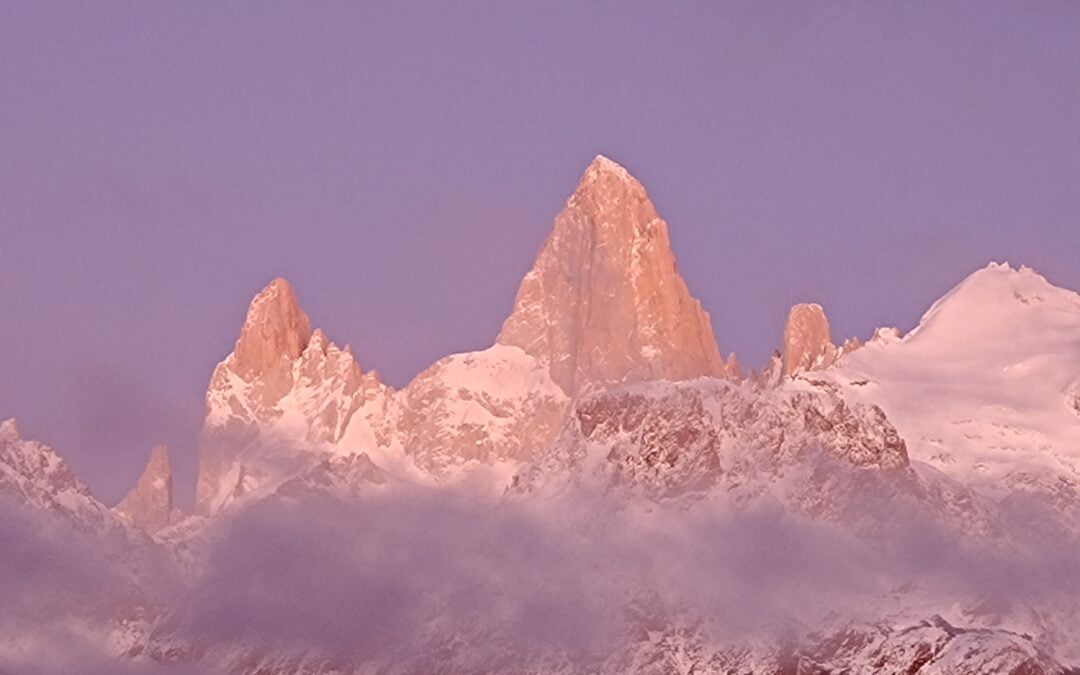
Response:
[115, 445, 174, 534]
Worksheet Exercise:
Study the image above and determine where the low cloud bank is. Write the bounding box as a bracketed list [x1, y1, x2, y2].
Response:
[2, 477, 1079, 671]
[165, 483, 1080, 666]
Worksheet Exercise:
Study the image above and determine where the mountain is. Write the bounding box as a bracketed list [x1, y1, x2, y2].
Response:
[6, 158, 1080, 673]
[194, 156, 732, 501]
[497, 155, 729, 395]
[115, 445, 176, 535]
[810, 263, 1080, 515]
[0, 418, 117, 532]
[512, 378, 911, 504]
[0, 420, 182, 671]
[396, 155, 731, 477]
[195, 278, 392, 515]
[783, 303, 838, 375]
[396, 344, 568, 477]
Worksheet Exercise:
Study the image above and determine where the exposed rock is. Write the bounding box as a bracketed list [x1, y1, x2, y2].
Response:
[195, 278, 392, 515]
[841, 336, 863, 355]
[232, 277, 313, 409]
[725, 353, 743, 381]
[754, 349, 785, 389]
[513, 379, 911, 505]
[497, 155, 726, 396]
[794, 616, 1066, 675]
[0, 417, 20, 440]
[394, 156, 729, 476]
[871, 326, 903, 344]
[115, 445, 175, 534]
[783, 303, 838, 376]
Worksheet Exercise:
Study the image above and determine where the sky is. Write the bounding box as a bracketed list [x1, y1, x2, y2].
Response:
[1, 2, 1078, 507]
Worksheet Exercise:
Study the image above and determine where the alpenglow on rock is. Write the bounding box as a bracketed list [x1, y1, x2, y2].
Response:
[195, 278, 392, 515]
[783, 303, 838, 376]
[231, 277, 314, 409]
[115, 445, 174, 534]
[497, 155, 727, 396]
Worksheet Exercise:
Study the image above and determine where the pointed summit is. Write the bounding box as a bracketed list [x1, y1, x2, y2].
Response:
[234, 277, 313, 382]
[782, 303, 838, 376]
[905, 262, 1080, 348]
[197, 278, 392, 515]
[1, 421, 115, 529]
[115, 445, 174, 534]
[580, 154, 638, 184]
[497, 156, 726, 395]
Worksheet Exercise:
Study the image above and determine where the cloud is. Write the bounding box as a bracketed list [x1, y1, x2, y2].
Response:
[150, 475, 1080, 669]
[4, 461, 1080, 672]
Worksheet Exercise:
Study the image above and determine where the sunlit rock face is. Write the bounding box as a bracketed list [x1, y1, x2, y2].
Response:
[195, 279, 392, 515]
[231, 278, 313, 410]
[782, 303, 838, 376]
[497, 155, 727, 396]
[115, 445, 174, 534]
[395, 155, 728, 475]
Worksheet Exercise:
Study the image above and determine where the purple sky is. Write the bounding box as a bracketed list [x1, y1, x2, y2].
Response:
[2, 3, 1078, 507]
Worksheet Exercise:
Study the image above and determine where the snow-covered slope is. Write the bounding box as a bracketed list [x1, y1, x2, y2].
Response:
[0, 418, 118, 532]
[809, 263, 1080, 510]
[195, 156, 739, 511]
[512, 378, 912, 508]
[397, 344, 568, 480]
[0, 420, 184, 672]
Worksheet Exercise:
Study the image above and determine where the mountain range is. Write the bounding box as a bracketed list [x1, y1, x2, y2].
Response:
[3, 156, 1079, 674]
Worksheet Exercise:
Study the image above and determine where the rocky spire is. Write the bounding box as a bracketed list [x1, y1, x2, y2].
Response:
[0, 418, 20, 441]
[232, 278, 313, 407]
[196, 278, 392, 515]
[725, 353, 743, 381]
[782, 303, 838, 376]
[115, 445, 174, 534]
[196, 278, 314, 514]
[497, 155, 726, 395]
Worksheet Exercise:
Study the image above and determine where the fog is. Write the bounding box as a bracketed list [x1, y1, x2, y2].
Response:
[2, 470, 1079, 672]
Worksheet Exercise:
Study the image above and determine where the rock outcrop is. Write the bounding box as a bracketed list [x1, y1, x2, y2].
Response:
[782, 303, 838, 376]
[395, 156, 730, 474]
[115, 445, 175, 534]
[231, 278, 313, 409]
[497, 155, 727, 396]
[512, 379, 911, 504]
[195, 278, 392, 515]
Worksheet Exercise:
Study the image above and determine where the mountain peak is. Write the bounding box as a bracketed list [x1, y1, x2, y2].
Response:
[569, 154, 650, 211]
[582, 153, 635, 181]
[234, 278, 312, 380]
[0, 418, 20, 441]
[497, 157, 726, 394]
[115, 444, 174, 534]
[225, 277, 315, 414]
[783, 303, 838, 376]
[906, 262, 1080, 347]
